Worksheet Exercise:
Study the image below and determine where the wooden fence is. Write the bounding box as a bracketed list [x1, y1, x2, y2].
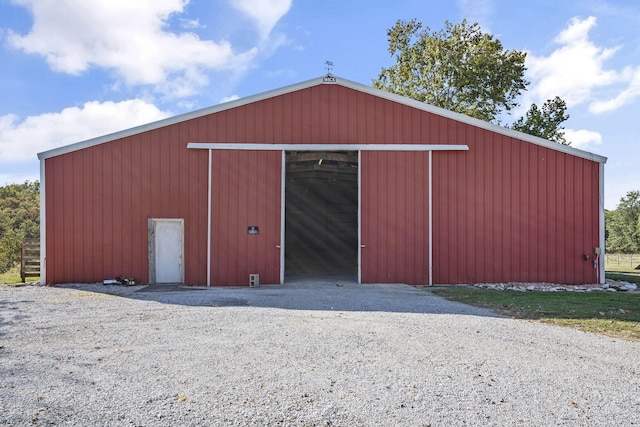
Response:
[20, 239, 40, 282]
[605, 253, 640, 270]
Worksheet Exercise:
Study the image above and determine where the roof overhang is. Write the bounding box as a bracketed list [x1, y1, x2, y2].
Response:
[38, 75, 607, 164]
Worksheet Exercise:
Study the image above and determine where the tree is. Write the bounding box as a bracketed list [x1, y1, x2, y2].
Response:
[511, 96, 570, 145]
[373, 19, 528, 123]
[605, 191, 640, 253]
[0, 181, 40, 273]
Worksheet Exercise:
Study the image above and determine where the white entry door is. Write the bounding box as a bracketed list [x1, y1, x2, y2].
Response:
[150, 219, 184, 283]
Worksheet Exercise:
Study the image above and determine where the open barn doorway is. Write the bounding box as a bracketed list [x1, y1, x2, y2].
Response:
[285, 151, 358, 281]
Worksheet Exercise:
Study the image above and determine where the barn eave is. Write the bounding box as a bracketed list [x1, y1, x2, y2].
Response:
[36, 75, 607, 165]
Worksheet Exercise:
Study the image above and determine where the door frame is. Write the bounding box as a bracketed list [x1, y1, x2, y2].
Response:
[148, 218, 185, 284]
[282, 150, 359, 282]
[187, 143, 469, 286]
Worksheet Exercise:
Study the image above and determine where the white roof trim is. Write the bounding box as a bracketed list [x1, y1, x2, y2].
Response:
[186, 143, 469, 151]
[335, 78, 607, 164]
[38, 75, 607, 164]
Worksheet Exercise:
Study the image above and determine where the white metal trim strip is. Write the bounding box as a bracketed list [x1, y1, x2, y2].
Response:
[357, 150, 362, 284]
[37, 77, 325, 161]
[599, 163, 606, 284]
[335, 78, 608, 164]
[207, 149, 212, 287]
[39, 159, 46, 285]
[38, 75, 606, 165]
[280, 150, 286, 284]
[187, 143, 469, 151]
[428, 151, 433, 287]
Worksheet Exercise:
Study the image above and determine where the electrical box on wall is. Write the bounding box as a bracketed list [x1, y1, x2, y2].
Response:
[594, 247, 601, 255]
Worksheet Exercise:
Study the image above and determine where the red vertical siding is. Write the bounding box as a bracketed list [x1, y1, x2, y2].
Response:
[210, 150, 281, 285]
[45, 132, 208, 285]
[44, 82, 602, 286]
[433, 131, 600, 285]
[361, 151, 430, 285]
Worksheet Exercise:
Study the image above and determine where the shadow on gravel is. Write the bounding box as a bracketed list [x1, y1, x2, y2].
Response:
[95, 279, 505, 317]
[0, 299, 31, 338]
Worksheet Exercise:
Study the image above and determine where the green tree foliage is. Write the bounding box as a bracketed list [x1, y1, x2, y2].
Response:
[606, 191, 640, 253]
[511, 96, 570, 145]
[373, 19, 528, 123]
[0, 181, 40, 273]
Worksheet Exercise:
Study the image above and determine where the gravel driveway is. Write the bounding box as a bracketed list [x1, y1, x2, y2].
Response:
[1, 280, 639, 426]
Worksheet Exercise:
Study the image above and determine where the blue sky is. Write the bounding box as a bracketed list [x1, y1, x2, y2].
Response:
[1, 0, 639, 209]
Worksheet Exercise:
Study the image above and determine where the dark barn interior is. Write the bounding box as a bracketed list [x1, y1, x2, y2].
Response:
[285, 151, 358, 279]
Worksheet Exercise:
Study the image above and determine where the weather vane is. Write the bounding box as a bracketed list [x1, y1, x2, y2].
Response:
[323, 60, 336, 82]
[324, 60, 334, 74]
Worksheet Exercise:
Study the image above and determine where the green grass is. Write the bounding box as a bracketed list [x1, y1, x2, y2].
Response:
[0, 265, 39, 285]
[605, 266, 640, 284]
[604, 256, 640, 282]
[431, 286, 640, 342]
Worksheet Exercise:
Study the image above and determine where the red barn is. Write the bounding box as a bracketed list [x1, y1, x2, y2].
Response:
[38, 76, 607, 286]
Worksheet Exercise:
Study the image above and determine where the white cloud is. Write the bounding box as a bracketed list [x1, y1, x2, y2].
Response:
[0, 167, 39, 186]
[456, 0, 495, 31]
[0, 99, 171, 161]
[589, 65, 640, 113]
[6, 0, 262, 97]
[180, 18, 205, 30]
[231, 0, 292, 39]
[220, 94, 240, 103]
[525, 15, 640, 115]
[526, 16, 619, 106]
[564, 128, 602, 150]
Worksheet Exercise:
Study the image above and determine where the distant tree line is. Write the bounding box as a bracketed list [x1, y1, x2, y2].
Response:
[606, 191, 640, 253]
[0, 181, 40, 273]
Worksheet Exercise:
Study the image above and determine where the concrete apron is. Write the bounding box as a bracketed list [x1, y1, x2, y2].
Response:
[133, 278, 501, 316]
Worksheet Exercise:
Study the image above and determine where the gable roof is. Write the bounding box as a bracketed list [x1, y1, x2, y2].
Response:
[37, 75, 607, 164]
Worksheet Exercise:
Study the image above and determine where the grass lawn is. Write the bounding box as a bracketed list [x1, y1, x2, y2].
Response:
[605, 266, 640, 284]
[431, 286, 640, 342]
[0, 265, 39, 285]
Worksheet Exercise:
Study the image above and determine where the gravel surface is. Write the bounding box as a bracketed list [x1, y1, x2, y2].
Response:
[1, 280, 639, 426]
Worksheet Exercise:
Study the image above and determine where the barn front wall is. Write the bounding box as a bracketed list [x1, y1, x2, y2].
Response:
[432, 129, 601, 285]
[361, 151, 430, 284]
[209, 150, 282, 286]
[43, 129, 208, 285]
[40, 77, 605, 286]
